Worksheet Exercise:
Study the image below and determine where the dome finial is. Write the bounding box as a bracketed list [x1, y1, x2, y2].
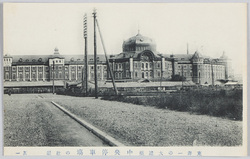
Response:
[54, 47, 59, 54]
[136, 24, 141, 36]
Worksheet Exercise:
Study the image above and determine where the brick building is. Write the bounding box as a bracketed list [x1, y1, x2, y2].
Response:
[3, 33, 232, 85]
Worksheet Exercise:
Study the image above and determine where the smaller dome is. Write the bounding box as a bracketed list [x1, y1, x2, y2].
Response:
[192, 51, 203, 60]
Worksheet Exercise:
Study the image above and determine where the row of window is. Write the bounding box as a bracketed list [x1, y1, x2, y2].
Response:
[178, 65, 192, 69]
[4, 65, 107, 72]
[5, 66, 48, 72]
[90, 65, 107, 70]
[3, 58, 11, 62]
[178, 64, 225, 70]
[114, 71, 162, 79]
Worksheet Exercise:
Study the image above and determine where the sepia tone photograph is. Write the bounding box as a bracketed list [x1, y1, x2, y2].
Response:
[2, 3, 247, 156]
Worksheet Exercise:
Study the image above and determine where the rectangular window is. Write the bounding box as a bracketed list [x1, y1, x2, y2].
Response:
[38, 67, 43, 72]
[59, 72, 62, 79]
[126, 71, 129, 77]
[39, 73, 43, 79]
[5, 73, 9, 80]
[135, 63, 137, 68]
[158, 63, 160, 68]
[26, 73, 29, 79]
[12, 74, 16, 80]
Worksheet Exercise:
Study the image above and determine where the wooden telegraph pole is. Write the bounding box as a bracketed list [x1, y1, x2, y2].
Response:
[83, 13, 88, 96]
[93, 9, 98, 99]
[211, 60, 214, 86]
[95, 19, 118, 95]
[52, 61, 55, 94]
[181, 65, 184, 89]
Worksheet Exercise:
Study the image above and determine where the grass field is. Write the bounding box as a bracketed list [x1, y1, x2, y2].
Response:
[102, 89, 243, 120]
[47, 94, 242, 146]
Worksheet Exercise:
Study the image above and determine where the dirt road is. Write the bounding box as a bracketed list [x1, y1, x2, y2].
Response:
[4, 94, 108, 146]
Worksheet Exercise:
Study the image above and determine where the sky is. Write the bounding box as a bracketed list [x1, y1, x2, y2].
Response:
[3, 3, 247, 74]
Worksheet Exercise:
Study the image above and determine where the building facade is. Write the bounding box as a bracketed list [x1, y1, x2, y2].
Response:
[3, 33, 233, 85]
[108, 32, 233, 84]
[3, 48, 107, 83]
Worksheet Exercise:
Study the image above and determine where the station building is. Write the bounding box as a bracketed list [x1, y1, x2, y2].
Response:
[3, 32, 233, 85]
[108, 32, 233, 84]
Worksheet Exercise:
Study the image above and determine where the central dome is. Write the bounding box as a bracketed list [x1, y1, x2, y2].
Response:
[122, 32, 156, 53]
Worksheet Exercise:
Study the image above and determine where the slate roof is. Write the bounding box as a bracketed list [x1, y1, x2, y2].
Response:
[123, 33, 155, 46]
[9, 54, 107, 65]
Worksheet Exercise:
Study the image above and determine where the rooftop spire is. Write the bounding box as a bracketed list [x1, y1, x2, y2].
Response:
[137, 24, 141, 36]
[54, 47, 59, 54]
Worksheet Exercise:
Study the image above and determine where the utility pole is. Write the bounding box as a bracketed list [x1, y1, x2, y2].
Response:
[211, 60, 214, 86]
[83, 13, 88, 96]
[96, 19, 118, 95]
[52, 61, 55, 94]
[160, 62, 163, 89]
[181, 65, 184, 89]
[93, 9, 98, 99]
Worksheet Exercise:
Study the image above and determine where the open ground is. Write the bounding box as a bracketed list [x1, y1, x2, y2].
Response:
[4, 94, 242, 146]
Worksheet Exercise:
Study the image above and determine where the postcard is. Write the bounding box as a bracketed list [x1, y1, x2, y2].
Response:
[2, 3, 247, 156]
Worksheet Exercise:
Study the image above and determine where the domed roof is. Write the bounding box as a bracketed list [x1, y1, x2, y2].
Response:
[123, 32, 155, 46]
[192, 50, 203, 59]
[122, 31, 156, 52]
